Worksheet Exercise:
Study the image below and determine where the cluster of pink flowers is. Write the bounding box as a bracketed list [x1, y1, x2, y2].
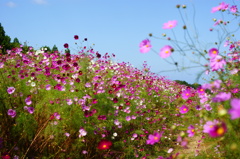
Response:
[211, 2, 238, 13]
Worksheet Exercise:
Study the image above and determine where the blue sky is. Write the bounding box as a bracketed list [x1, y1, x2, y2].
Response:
[1, 0, 239, 84]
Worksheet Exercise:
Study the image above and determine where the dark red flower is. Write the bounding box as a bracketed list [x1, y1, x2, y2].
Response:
[74, 35, 79, 40]
[64, 43, 69, 48]
[113, 97, 118, 103]
[97, 139, 112, 150]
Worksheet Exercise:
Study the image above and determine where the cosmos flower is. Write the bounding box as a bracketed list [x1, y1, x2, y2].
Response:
[187, 125, 195, 137]
[210, 55, 226, 71]
[208, 48, 219, 57]
[179, 105, 189, 114]
[79, 128, 87, 138]
[97, 139, 112, 150]
[24, 106, 34, 114]
[8, 109, 16, 118]
[228, 98, 240, 120]
[230, 5, 238, 13]
[203, 120, 219, 133]
[162, 20, 178, 29]
[208, 122, 227, 138]
[7, 87, 15, 94]
[159, 45, 173, 58]
[139, 39, 152, 53]
[212, 92, 231, 102]
[181, 89, 191, 99]
[146, 132, 163, 145]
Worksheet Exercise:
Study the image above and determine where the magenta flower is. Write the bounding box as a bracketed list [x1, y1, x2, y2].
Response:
[203, 120, 219, 133]
[162, 20, 177, 29]
[197, 86, 205, 95]
[139, 39, 152, 53]
[187, 125, 195, 137]
[208, 122, 227, 138]
[212, 92, 231, 102]
[8, 109, 16, 118]
[211, 5, 222, 13]
[228, 98, 240, 119]
[98, 115, 107, 120]
[208, 48, 219, 57]
[179, 105, 189, 114]
[181, 90, 191, 99]
[159, 45, 173, 58]
[210, 55, 226, 71]
[230, 5, 238, 13]
[146, 132, 163, 145]
[211, 2, 229, 13]
[25, 97, 32, 105]
[7, 87, 15, 94]
[24, 106, 34, 114]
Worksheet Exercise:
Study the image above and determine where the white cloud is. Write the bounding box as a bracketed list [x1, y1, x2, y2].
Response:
[6, 1, 17, 8]
[32, 0, 47, 5]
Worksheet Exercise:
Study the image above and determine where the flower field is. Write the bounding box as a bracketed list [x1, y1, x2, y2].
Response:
[0, 2, 240, 159]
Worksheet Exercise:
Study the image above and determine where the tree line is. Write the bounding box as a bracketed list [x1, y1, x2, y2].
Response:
[0, 23, 59, 54]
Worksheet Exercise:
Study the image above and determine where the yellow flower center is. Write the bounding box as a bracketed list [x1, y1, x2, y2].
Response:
[184, 108, 187, 111]
[146, 45, 149, 48]
[103, 145, 107, 148]
[154, 137, 159, 140]
[217, 127, 224, 135]
[165, 50, 169, 54]
[191, 129, 195, 132]
[213, 50, 217, 54]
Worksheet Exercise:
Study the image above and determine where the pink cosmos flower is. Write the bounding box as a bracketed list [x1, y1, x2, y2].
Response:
[25, 97, 32, 105]
[139, 39, 152, 53]
[146, 132, 163, 145]
[203, 120, 219, 133]
[0, 62, 4, 68]
[208, 48, 219, 57]
[179, 105, 189, 114]
[187, 125, 195, 137]
[211, 2, 229, 13]
[8, 109, 16, 118]
[181, 90, 191, 99]
[7, 87, 15, 94]
[24, 106, 34, 114]
[159, 45, 173, 58]
[162, 20, 177, 29]
[210, 55, 226, 71]
[230, 5, 238, 13]
[212, 92, 231, 102]
[208, 122, 227, 138]
[197, 86, 205, 95]
[228, 98, 240, 119]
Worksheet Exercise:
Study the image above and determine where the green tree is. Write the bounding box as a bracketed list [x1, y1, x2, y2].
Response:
[52, 44, 58, 52]
[0, 23, 12, 54]
[11, 37, 21, 48]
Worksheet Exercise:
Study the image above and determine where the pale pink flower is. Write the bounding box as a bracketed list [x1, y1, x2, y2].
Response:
[162, 20, 177, 29]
